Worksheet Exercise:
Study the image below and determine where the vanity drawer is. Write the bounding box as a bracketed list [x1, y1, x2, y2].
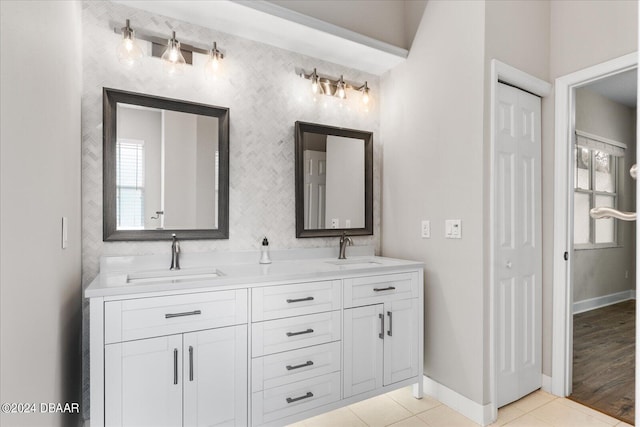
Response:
[252, 371, 341, 426]
[252, 341, 341, 392]
[252, 311, 341, 357]
[343, 272, 418, 308]
[252, 280, 341, 321]
[104, 289, 248, 344]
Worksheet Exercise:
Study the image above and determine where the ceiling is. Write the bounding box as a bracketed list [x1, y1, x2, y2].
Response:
[584, 68, 637, 108]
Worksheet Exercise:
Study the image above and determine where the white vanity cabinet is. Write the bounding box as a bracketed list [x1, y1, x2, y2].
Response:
[343, 273, 421, 398]
[101, 289, 248, 427]
[88, 256, 423, 427]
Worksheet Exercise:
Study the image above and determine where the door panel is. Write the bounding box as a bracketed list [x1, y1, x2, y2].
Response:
[383, 299, 419, 385]
[105, 335, 183, 427]
[343, 304, 383, 397]
[496, 83, 542, 407]
[183, 325, 248, 427]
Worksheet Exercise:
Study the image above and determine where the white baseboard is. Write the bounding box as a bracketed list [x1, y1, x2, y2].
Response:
[541, 374, 552, 393]
[423, 376, 493, 426]
[572, 290, 635, 314]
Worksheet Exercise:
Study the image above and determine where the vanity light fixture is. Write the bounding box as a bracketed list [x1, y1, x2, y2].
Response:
[161, 31, 187, 75]
[116, 19, 143, 67]
[297, 68, 371, 104]
[113, 20, 226, 77]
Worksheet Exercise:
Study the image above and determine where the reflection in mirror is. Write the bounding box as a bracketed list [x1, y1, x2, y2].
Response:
[116, 104, 218, 230]
[104, 88, 229, 241]
[295, 121, 373, 238]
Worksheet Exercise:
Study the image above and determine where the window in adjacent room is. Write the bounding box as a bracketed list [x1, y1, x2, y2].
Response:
[116, 139, 145, 230]
[573, 131, 625, 248]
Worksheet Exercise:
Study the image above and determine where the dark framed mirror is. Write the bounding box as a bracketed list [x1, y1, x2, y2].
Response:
[295, 121, 373, 238]
[103, 88, 229, 241]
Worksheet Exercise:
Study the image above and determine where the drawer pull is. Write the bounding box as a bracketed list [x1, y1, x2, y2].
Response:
[286, 360, 314, 371]
[286, 392, 314, 404]
[379, 313, 384, 339]
[286, 328, 314, 337]
[286, 296, 315, 303]
[165, 310, 202, 319]
[387, 311, 393, 336]
[373, 286, 396, 292]
[173, 348, 178, 385]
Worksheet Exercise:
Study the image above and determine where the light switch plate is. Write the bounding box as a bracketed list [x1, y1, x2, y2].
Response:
[445, 219, 462, 239]
[345, 219, 351, 228]
[421, 220, 430, 238]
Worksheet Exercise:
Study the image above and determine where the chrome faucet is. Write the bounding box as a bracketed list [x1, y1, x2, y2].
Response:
[170, 234, 181, 270]
[338, 231, 353, 260]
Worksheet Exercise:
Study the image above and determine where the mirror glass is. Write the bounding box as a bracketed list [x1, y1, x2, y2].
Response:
[104, 88, 229, 241]
[295, 121, 373, 238]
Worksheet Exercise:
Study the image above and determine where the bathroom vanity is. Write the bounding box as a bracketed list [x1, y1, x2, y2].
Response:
[86, 249, 424, 426]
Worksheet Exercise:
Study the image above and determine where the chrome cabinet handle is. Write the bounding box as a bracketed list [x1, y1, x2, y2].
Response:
[189, 346, 194, 381]
[379, 313, 384, 339]
[286, 360, 314, 371]
[286, 392, 314, 404]
[165, 310, 202, 319]
[387, 311, 393, 336]
[286, 328, 314, 337]
[373, 286, 396, 292]
[173, 348, 178, 385]
[286, 296, 314, 303]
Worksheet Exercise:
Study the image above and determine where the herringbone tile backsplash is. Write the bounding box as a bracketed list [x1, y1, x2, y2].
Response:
[81, 0, 380, 416]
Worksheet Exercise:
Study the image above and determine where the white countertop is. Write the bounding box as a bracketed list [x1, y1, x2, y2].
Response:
[85, 247, 423, 299]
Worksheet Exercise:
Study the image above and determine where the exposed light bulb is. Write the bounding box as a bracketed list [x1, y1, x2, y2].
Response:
[161, 31, 186, 75]
[205, 42, 223, 80]
[362, 82, 370, 105]
[116, 19, 143, 67]
[310, 68, 319, 94]
[336, 76, 346, 99]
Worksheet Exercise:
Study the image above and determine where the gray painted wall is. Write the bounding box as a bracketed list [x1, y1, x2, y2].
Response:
[382, 0, 637, 406]
[381, 0, 487, 405]
[573, 88, 636, 302]
[0, 1, 83, 426]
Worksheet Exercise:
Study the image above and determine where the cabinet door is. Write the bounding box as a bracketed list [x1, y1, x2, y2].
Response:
[343, 304, 384, 398]
[105, 335, 183, 427]
[383, 299, 419, 385]
[183, 325, 248, 427]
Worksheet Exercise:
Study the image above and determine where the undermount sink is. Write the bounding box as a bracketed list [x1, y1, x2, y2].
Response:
[127, 267, 224, 284]
[325, 259, 382, 266]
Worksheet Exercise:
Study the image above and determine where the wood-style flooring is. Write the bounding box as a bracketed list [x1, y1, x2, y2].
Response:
[570, 299, 635, 425]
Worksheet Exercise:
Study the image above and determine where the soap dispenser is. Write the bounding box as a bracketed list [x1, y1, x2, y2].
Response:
[259, 237, 272, 264]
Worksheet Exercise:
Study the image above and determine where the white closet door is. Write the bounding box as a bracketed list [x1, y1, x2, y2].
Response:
[496, 82, 542, 407]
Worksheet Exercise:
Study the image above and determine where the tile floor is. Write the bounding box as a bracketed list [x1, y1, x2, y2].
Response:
[287, 388, 634, 427]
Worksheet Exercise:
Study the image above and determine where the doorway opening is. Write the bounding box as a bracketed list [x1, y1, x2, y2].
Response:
[551, 52, 638, 425]
[568, 68, 637, 424]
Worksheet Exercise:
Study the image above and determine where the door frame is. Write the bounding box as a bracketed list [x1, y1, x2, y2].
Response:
[551, 52, 638, 398]
[489, 60, 551, 423]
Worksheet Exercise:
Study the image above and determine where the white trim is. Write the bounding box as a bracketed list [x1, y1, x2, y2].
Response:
[541, 375, 553, 394]
[573, 290, 636, 314]
[489, 59, 551, 425]
[423, 376, 493, 426]
[552, 52, 638, 398]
